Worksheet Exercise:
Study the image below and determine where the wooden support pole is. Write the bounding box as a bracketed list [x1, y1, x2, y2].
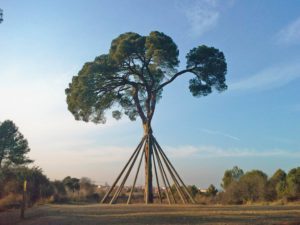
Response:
[153, 143, 176, 204]
[20, 180, 27, 219]
[154, 141, 187, 204]
[144, 134, 153, 204]
[152, 141, 162, 204]
[155, 137, 194, 203]
[101, 137, 146, 203]
[127, 148, 144, 204]
[154, 137, 196, 204]
[110, 139, 144, 204]
[153, 143, 171, 204]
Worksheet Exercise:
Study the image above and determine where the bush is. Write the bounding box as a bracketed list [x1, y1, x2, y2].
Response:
[86, 193, 100, 202]
[50, 193, 69, 203]
[286, 167, 300, 200]
[0, 193, 22, 211]
[0, 166, 53, 210]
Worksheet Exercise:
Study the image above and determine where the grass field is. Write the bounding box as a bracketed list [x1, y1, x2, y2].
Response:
[1, 204, 300, 225]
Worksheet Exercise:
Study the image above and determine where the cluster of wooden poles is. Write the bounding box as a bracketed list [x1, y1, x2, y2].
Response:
[101, 134, 195, 204]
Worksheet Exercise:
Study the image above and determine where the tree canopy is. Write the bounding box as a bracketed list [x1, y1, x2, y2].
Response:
[63, 176, 80, 193]
[66, 31, 227, 130]
[0, 120, 32, 168]
[221, 166, 244, 190]
[286, 167, 300, 199]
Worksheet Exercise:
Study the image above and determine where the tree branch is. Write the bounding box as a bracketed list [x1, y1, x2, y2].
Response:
[157, 69, 193, 91]
[124, 59, 150, 89]
[132, 87, 147, 123]
[149, 93, 156, 121]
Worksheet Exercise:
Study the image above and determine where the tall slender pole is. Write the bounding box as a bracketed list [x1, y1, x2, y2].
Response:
[152, 142, 162, 204]
[110, 140, 144, 204]
[101, 134, 194, 204]
[101, 137, 145, 203]
[144, 134, 153, 204]
[127, 149, 144, 204]
[153, 144, 176, 204]
[154, 141, 187, 204]
[153, 144, 171, 204]
[154, 137, 195, 204]
[20, 180, 27, 219]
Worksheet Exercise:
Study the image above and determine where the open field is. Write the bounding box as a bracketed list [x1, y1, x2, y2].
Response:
[1, 204, 300, 225]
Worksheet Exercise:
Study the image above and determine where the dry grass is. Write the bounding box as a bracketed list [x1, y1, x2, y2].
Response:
[1, 203, 300, 225]
[0, 194, 22, 212]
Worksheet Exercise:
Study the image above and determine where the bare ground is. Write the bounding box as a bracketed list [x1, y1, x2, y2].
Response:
[1, 204, 300, 225]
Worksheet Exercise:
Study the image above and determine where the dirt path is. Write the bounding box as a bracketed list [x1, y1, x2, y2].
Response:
[1, 204, 300, 225]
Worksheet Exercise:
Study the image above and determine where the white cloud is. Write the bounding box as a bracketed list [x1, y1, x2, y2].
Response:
[164, 145, 300, 158]
[27, 139, 300, 183]
[230, 61, 300, 91]
[200, 128, 240, 141]
[276, 17, 300, 44]
[46, 144, 299, 164]
[180, 0, 220, 37]
[179, 0, 234, 37]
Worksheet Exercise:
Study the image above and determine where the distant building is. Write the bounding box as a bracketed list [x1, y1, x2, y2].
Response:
[199, 188, 208, 193]
[97, 184, 110, 191]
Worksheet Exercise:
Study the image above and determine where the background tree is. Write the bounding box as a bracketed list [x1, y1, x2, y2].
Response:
[51, 180, 67, 203]
[0, 120, 32, 168]
[221, 166, 244, 190]
[66, 31, 227, 203]
[267, 169, 287, 200]
[206, 184, 218, 197]
[79, 177, 95, 200]
[239, 170, 268, 202]
[0, 166, 53, 209]
[187, 185, 199, 197]
[15, 166, 53, 204]
[286, 167, 300, 200]
[63, 176, 80, 194]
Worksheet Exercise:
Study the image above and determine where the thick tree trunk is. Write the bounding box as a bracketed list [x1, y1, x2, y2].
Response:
[143, 121, 153, 203]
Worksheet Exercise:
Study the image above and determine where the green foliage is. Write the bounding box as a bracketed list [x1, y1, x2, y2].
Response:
[220, 167, 300, 204]
[52, 180, 66, 195]
[66, 31, 227, 126]
[0, 120, 32, 167]
[187, 185, 199, 197]
[286, 167, 300, 199]
[51, 180, 68, 203]
[238, 170, 268, 202]
[221, 166, 244, 190]
[206, 184, 218, 197]
[221, 169, 268, 204]
[19, 166, 53, 203]
[186, 45, 227, 97]
[79, 177, 95, 199]
[267, 169, 287, 200]
[270, 169, 286, 184]
[63, 176, 80, 193]
[221, 181, 244, 204]
[0, 166, 53, 205]
[51, 176, 98, 203]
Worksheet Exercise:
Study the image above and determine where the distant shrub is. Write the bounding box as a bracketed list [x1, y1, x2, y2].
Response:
[87, 193, 100, 202]
[0, 193, 22, 211]
[0, 166, 53, 210]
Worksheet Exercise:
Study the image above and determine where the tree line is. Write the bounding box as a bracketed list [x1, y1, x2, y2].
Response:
[219, 166, 300, 204]
[0, 120, 100, 211]
[1, 119, 299, 210]
[186, 166, 300, 204]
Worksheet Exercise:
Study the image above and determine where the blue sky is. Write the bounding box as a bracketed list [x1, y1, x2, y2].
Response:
[0, 0, 299, 188]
